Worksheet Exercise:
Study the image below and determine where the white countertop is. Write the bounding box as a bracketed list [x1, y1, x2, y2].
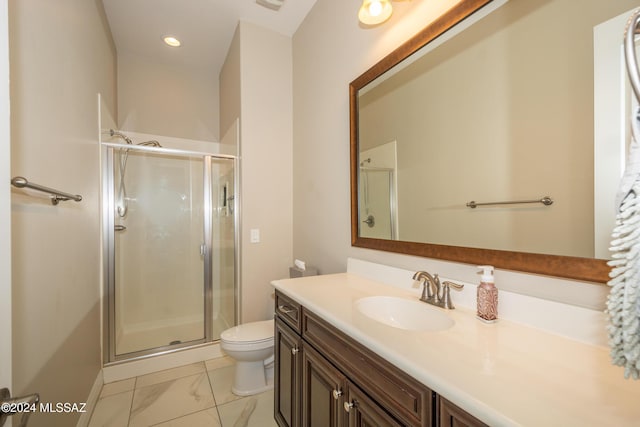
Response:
[272, 273, 640, 427]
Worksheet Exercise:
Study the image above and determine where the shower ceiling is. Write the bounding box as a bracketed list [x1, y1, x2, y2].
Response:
[102, 0, 317, 74]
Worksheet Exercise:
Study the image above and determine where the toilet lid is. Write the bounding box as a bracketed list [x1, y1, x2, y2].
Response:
[220, 319, 274, 344]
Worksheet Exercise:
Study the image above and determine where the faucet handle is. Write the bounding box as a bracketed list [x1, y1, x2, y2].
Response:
[413, 271, 434, 301]
[443, 281, 463, 290]
[441, 281, 464, 309]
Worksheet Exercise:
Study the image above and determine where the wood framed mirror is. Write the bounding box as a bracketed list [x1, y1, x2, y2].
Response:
[349, 0, 628, 283]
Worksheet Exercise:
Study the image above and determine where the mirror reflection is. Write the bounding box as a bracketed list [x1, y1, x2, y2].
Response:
[356, 0, 638, 262]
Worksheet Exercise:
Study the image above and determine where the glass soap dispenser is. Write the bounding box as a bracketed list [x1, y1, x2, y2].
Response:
[477, 265, 498, 322]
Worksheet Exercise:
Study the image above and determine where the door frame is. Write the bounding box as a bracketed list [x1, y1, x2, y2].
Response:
[0, 0, 12, 398]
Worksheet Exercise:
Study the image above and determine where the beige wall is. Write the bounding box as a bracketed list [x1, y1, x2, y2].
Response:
[221, 22, 293, 322]
[220, 27, 241, 143]
[292, 0, 463, 273]
[9, 0, 116, 425]
[118, 51, 219, 142]
[292, 0, 609, 308]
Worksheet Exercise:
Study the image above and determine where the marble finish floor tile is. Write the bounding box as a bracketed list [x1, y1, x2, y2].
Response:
[217, 390, 277, 427]
[136, 362, 206, 388]
[207, 364, 244, 405]
[129, 372, 215, 427]
[152, 408, 222, 426]
[205, 355, 234, 371]
[100, 378, 136, 398]
[88, 357, 278, 427]
[88, 390, 133, 427]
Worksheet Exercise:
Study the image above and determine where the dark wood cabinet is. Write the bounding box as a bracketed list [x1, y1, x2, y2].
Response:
[274, 290, 487, 427]
[302, 310, 432, 426]
[438, 396, 488, 427]
[301, 342, 346, 427]
[275, 316, 302, 427]
[344, 380, 403, 427]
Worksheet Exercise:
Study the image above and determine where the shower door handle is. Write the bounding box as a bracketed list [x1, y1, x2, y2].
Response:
[200, 244, 207, 257]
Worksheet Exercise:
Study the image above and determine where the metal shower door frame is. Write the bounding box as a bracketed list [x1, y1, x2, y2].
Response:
[101, 143, 239, 364]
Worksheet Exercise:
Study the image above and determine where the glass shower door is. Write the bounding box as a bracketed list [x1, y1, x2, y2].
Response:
[113, 150, 206, 356]
[359, 168, 395, 240]
[209, 158, 237, 339]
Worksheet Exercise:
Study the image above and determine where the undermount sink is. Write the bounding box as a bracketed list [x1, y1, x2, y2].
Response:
[354, 296, 454, 332]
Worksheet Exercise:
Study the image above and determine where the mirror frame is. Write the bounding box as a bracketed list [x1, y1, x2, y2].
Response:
[349, 0, 610, 283]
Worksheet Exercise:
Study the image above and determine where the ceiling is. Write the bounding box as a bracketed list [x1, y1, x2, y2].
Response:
[102, 0, 318, 74]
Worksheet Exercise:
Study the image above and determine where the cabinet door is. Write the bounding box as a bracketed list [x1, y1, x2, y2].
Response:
[301, 343, 347, 427]
[302, 310, 432, 426]
[439, 396, 488, 427]
[275, 317, 302, 427]
[344, 381, 403, 427]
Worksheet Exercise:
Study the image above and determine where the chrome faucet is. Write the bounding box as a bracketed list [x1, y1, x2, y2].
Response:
[412, 271, 439, 303]
[412, 271, 464, 309]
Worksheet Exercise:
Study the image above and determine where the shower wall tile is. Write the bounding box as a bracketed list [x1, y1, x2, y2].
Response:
[135, 362, 206, 388]
[129, 372, 215, 426]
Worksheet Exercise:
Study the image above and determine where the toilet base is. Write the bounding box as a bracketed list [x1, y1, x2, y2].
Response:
[230, 360, 274, 396]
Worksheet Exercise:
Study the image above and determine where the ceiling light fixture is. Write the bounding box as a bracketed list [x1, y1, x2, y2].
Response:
[358, 0, 393, 25]
[163, 36, 181, 47]
[256, 0, 285, 11]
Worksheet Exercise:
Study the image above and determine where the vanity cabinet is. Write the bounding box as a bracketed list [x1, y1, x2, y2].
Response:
[274, 290, 486, 427]
[344, 381, 404, 427]
[438, 397, 488, 427]
[274, 292, 303, 427]
[301, 342, 345, 426]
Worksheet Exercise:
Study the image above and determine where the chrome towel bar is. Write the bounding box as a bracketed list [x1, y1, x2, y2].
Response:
[466, 196, 553, 209]
[11, 176, 83, 205]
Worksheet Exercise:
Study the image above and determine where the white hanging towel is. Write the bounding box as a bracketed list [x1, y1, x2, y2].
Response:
[607, 106, 640, 379]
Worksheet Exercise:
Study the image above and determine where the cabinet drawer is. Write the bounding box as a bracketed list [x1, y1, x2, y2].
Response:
[275, 291, 302, 333]
[302, 310, 433, 427]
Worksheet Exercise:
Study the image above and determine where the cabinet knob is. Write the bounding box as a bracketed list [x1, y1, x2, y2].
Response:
[332, 389, 342, 400]
[291, 346, 299, 355]
[343, 401, 355, 413]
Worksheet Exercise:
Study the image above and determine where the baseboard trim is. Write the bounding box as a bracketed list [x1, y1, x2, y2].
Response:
[76, 370, 104, 427]
[102, 343, 223, 383]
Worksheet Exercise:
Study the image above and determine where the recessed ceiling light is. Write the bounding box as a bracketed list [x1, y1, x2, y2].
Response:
[358, 0, 393, 25]
[163, 36, 181, 47]
[256, 0, 284, 11]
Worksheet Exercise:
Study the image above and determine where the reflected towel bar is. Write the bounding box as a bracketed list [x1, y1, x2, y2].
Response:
[466, 196, 553, 209]
[11, 176, 83, 205]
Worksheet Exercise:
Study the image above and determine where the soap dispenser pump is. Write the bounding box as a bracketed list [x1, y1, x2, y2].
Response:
[477, 265, 498, 322]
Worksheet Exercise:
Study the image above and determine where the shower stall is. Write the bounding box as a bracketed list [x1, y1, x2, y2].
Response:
[101, 134, 239, 363]
[358, 141, 399, 240]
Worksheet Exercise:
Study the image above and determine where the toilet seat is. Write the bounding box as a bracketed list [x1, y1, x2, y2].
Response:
[220, 319, 274, 345]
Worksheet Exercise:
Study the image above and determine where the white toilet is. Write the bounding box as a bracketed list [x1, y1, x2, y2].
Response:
[220, 318, 275, 396]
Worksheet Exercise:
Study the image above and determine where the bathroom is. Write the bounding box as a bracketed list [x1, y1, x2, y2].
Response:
[2, 0, 640, 426]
